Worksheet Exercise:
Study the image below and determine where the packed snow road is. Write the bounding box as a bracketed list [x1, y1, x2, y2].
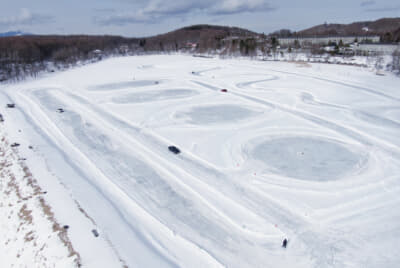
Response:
[2, 55, 400, 267]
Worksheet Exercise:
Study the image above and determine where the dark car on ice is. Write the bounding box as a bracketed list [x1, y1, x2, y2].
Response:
[168, 146, 181, 154]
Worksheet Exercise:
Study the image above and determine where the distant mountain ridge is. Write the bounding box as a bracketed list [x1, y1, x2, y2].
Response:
[297, 18, 400, 42]
[143, 24, 261, 52]
[150, 19, 400, 47]
[1, 18, 400, 82]
[0, 31, 32, 37]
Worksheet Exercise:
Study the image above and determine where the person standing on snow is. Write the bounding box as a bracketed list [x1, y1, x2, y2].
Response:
[282, 238, 288, 248]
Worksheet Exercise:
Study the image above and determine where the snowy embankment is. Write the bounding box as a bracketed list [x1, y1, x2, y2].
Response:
[1, 55, 400, 267]
[0, 91, 127, 267]
[0, 127, 79, 267]
[257, 52, 395, 73]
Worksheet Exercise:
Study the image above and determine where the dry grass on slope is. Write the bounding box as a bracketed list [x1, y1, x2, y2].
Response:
[0, 135, 81, 267]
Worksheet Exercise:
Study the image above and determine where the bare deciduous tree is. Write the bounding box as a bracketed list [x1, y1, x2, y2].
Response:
[392, 50, 400, 74]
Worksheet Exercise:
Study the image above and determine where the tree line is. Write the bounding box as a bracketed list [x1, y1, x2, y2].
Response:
[0, 26, 266, 81]
[0, 35, 141, 81]
[1, 24, 399, 81]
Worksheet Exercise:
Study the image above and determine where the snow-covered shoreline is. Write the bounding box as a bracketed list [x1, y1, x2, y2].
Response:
[0, 89, 126, 267]
[0, 127, 80, 267]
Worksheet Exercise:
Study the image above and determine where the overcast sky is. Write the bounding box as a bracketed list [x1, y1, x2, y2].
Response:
[1, 0, 399, 37]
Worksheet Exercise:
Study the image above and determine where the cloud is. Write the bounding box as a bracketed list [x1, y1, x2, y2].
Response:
[211, 0, 275, 15]
[95, 0, 275, 26]
[93, 8, 116, 13]
[0, 8, 53, 27]
[94, 12, 157, 26]
[365, 5, 400, 12]
[360, 1, 375, 7]
[361, 1, 400, 12]
[142, 0, 211, 16]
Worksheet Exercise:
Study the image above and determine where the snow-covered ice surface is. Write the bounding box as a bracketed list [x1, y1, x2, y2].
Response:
[1, 55, 400, 267]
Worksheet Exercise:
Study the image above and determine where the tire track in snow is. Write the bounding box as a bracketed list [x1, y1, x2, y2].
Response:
[10, 90, 240, 267]
[236, 75, 279, 89]
[192, 80, 400, 159]
[24, 88, 299, 268]
[233, 62, 400, 103]
[0, 92, 178, 267]
[193, 77, 400, 235]
[51, 87, 327, 268]
[61, 89, 310, 228]
[61, 90, 278, 232]
[300, 92, 400, 146]
[191, 78, 400, 264]
[30, 89, 236, 266]
[49, 88, 322, 267]
[191, 67, 222, 76]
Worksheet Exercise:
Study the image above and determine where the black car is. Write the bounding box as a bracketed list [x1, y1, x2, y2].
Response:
[168, 146, 180, 154]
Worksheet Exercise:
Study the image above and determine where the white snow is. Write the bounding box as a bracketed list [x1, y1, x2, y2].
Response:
[0, 128, 79, 268]
[1, 55, 400, 267]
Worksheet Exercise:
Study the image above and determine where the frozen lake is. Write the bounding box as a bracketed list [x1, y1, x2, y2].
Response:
[2, 55, 400, 268]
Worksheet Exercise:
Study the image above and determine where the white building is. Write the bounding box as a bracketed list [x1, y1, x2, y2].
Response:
[353, 44, 400, 55]
[278, 36, 380, 46]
